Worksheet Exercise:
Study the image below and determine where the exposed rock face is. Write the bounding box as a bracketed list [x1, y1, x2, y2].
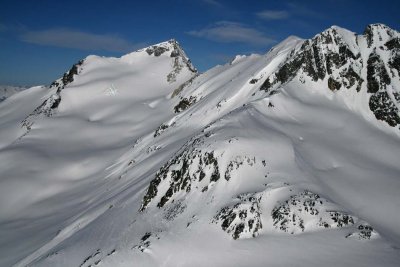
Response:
[214, 192, 262, 239]
[271, 190, 355, 234]
[369, 92, 400, 126]
[140, 131, 266, 213]
[260, 27, 362, 92]
[174, 96, 197, 113]
[50, 60, 84, 91]
[366, 25, 400, 127]
[21, 60, 84, 131]
[139, 134, 221, 211]
[145, 39, 197, 83]
[353, 224, 378, 239]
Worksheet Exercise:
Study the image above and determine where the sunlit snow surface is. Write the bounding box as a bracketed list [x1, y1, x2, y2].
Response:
[0, 29, 400, 267]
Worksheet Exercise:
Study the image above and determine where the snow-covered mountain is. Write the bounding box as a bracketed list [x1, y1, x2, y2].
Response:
[1, 25, 400, 267]
[0, 85, 28, 102]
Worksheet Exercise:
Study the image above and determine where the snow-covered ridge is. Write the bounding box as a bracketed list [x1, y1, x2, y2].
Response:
[255, 23, 400, 128]
[1, 24, 400, 267]
[18, 39, 199, 141]
[0, 85, 28, 102]
[122, 39, 197, 79]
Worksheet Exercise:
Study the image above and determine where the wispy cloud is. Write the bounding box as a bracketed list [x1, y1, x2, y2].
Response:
[187, 21, 276, 46]
[256, 3, 324, 27]
[20, 28, 143, 53]
[201, 0, 223, 7]
[286, 2, 325, 19]
[256, 10, 289, 20]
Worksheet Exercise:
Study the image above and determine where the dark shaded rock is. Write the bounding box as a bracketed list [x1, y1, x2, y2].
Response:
[141, 232, 151, 241]
[164, 201, 186, 220]
[369, 92, 400, 127]
[133, 232, 159, 252]
[140, 176, 162, 211]
[385, 38, 400, 50]
[50, 97, 61, 109]
[259, 27, 365, 98]
[146, 46, 169, 56]
[342, 68, 363, 91]
[367, 52, 390, 93]
[50, 60, 83, 90]
[154, 124, 169, 137]
[312, 43, 327, 80]
[249, 78, 258, 84]
[170, 49, 180, 57]
[330, 212, 354, 227]
[221, 210, 236, 230]
[389, 55, 400, 73]
[139, 137, 223, 211]
[328, 77, 341, 91]
[62, 61, 82, 86]
[214, 192, 262, 239]
[364, 25, 375, 48]
[272, 190, 355, 234]
[224, 159, 244, 181]
[233, 223, 245, 240]
[358, 224, 375, 239]
[365, 51, 400, 127]
[174, 96, 196, 113]
[259, 77, 272, 92]
[275, 55, 303, 83]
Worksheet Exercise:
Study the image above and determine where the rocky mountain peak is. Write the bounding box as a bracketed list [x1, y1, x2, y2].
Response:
[144, 39, 197, 74]
[363, 23, 399, 48]
[257, 24, 400, 128]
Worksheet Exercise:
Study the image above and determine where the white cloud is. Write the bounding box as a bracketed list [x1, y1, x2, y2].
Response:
[187, 21, 276, 46]
[256, 10, 289, 20]
[20, 28, 143, 53]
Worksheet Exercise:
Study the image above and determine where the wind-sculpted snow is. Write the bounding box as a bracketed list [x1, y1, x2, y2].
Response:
[1, 24, 400, 267]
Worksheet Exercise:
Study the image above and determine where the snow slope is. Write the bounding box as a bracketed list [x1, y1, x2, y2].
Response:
[0, 85, 28, 102]
[0, 25, 400, 267]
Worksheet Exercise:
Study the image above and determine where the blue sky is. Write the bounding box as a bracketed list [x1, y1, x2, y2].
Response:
[1, 0, 399, 86]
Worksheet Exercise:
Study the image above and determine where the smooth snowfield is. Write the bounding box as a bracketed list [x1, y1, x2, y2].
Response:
[0, 27, 400, 267]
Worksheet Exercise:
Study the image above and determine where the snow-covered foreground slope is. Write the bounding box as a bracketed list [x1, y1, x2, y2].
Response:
[1, 25, 400, 267]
